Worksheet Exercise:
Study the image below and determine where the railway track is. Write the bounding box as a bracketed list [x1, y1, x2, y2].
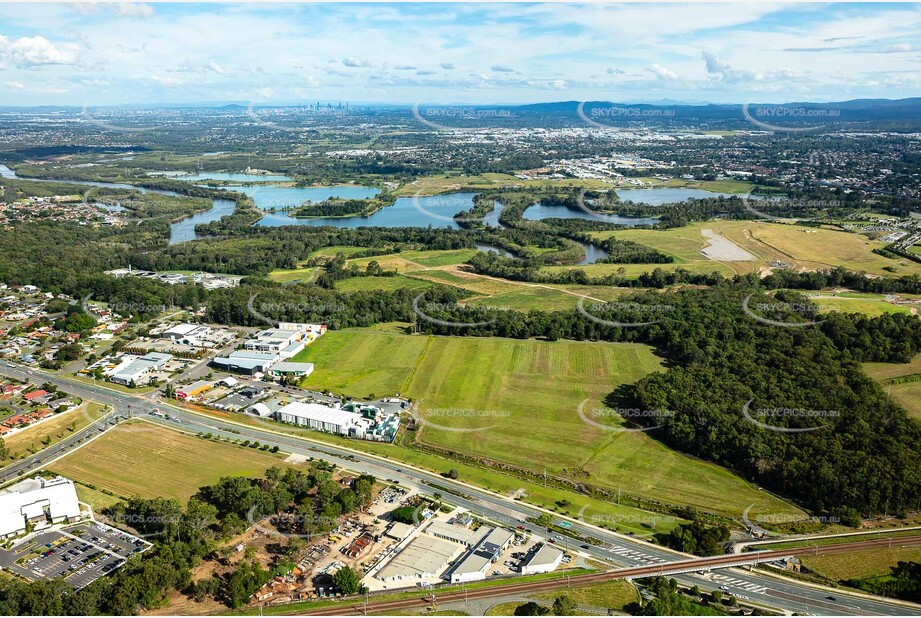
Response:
[295, 535, 921, 616]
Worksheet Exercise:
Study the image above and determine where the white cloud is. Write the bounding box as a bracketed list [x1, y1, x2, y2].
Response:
[342, 57, 372, 68]
[207, 59, 229, 76]
[114, 3, 154, 18]
[0, 35, 79, 68]
[647, 63, 678, 81]
[440, 62, 455, 70]
[491, 64, 514, 73]
[4, 81, 25, 89]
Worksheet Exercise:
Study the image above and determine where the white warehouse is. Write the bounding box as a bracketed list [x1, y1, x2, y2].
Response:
[0, 476, 82, 538]
[276, 402, 366, 436]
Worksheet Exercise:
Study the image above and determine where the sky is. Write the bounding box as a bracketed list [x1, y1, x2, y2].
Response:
[0, 2, 919, 107]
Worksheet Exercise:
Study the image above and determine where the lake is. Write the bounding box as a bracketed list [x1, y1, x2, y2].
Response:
[522, 202, 659, 226]
[169, 198, 238, 244]
[153, 171, 294, 183]
[616, 187, 735, 205]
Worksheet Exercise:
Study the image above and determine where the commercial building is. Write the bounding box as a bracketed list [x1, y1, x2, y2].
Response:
[385, 522, 414, 542]
[175, 380, 213, 400]
[275, 402, 366, 436]
[426, 520, 478, 546]
[161, 323, 209, 342]
[376, 535, 464, 583]
[244, 328, 304, 355]
[520, 544, 564, 575]
[267, 362, 315, 379]
[107, 352, 172, 386]
[445, 527, 515, 583]
[211, 350, 278, 375]
[0, 476, 81, 538]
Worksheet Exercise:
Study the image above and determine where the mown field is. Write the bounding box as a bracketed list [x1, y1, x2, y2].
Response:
[863, 355, 921, 421]
[581, 221, 921, 279]
[800, 546, 921, 582]
[48, 423, 290, 504]
[291, 330, 802, 518]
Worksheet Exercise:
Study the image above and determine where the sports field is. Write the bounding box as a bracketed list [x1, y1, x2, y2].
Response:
[48, 423, 289, 502]
[291, 330, 801, 517]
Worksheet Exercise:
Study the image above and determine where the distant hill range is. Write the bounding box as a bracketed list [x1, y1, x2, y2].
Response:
[505, 97, 921, 126]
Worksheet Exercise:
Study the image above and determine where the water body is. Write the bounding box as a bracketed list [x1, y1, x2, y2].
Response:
[0, 164, 17, 179]
[169, 199, 237, 244]
[475, 244, 513, 257]
[480, 201, 504, 228]
[616, 187, 735, 205]
[245, 185, 380, 212]
[256, 191, 467, 229]
[166, 172, 294, 183]
[576, 243, 610, 266]
[522, 202, 660, 226]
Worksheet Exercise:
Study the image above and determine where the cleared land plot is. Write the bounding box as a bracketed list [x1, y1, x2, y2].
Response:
[336, 275, 434, 293]
[292, 330, 800, 517]
[700, 229, 755, 261]
[881, 382, 921, 421]
[801, 546, 921, 582]
[813, 296, 913, 317]
[584, 221, 921, 278]
[863, 354, 921, 380]
[48, 423, 289, 502]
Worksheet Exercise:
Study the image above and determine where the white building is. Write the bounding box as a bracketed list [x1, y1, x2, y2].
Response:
[376, 534, 464, 583]
[267, 362, 315, 378]
[275, 402, 368, 436]
[0, 476, 82, 538]
[107, 352, 172, 386]
[520, 544, 564, 575]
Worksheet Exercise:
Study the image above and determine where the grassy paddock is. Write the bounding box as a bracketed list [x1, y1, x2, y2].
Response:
[291, 330, 801, 517]
[48, 423, 290, 502]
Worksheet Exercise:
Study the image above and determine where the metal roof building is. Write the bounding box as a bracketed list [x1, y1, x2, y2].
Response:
[276, 402, 361, 435]
[376, 534, 464, 583]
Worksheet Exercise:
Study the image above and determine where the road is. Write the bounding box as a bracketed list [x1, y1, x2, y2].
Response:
[1, 363, 918, 616]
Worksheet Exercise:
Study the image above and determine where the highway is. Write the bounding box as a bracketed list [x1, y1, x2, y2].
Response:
[1, 363, 919, 616]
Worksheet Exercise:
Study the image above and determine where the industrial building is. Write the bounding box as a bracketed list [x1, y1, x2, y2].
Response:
[426, 520, 478, 546]
[243, 328, 306, 356]
[267, 362, 315, 379]
[275, 402, 364, 435]
[106, 352, 172, 386]
[0, 476, 82, 538]
[211, 350, 278, 375]
[385, 522, 414, 542]
[376, 534, 464, 583]
[175, 380, 213, 400]
[446, 527, 515, 583]
[520, 543, 564, 575]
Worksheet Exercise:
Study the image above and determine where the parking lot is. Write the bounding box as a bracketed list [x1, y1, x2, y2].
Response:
[0, 522, 150, 588]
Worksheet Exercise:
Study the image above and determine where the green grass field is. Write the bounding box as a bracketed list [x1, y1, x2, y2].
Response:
[863, 354, 921, 380]
[4, 402, 105, 459]
[48, 423, 290, 503]
[291, 330, 801, 517]
[801, 546, 921, 582]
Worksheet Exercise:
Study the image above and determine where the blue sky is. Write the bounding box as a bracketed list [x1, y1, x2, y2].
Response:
[0, 2, 918, 106]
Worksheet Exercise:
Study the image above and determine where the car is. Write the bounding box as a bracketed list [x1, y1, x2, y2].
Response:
[826, 596, 836, 601]
[719, 586, 729, 591]
[580, 544, 590, 549]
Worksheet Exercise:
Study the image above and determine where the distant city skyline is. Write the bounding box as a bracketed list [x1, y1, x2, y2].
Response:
[0, 2, 918, 106]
